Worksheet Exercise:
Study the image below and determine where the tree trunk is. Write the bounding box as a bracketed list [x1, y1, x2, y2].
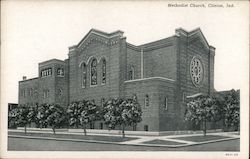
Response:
[122, 124, 125, 138]
[83, 124, 87, 136]
[24, 125, 27, 134]
[52, 126, 56, 134]
[238, 124, 240, 135]
[203, 119, 207, 137]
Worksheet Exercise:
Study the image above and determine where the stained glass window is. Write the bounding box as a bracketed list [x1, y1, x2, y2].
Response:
[102, 59, 106, 84]
[81, 63, 87, 88]
[90, 59, 97, 85]
[190, 56, 203, 87]
[145, 94, 149, 107]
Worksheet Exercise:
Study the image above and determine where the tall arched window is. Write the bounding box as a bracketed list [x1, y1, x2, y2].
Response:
[102, 59, 106, 84]
[81, 63, 87, 88]
[128, 66, 134, 80]
[90, 59, 97, 85]
[145, 94, 149, 107]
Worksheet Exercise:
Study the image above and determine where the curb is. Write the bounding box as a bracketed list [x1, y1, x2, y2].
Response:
[8, 134, 239, 148]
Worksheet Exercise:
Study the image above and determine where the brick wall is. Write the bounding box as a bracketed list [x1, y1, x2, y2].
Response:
[69, 34, 125, 104]
[126, 46, 141, 79]
[143, 37, 177, 80]
[175, 30, 215, 130]
[124, 78, 175, 131]
[19, 78, 39, 106]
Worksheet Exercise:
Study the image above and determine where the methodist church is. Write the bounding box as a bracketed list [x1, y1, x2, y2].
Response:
[18, 28, 215, 132]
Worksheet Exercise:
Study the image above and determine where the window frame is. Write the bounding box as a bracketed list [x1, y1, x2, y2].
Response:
[101, 59, 106, 85]
[165, 97, 168, 110]
[90, 58, 98, 86]
[144, 94, 149, 107]
[128, 66, 135, 80]
[81, 63, 87, 88]
[57, 68, 64, 77]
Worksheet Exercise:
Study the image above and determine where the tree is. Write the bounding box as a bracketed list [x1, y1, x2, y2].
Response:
[15, 105, 30, 134]
[36, 104, 50, 129]
[103, 98, 122, 131]
[67, 101, 82, 128]
[185, 95, 220, 136]
[222, 89, 240, 131]
[46, 104, 67, 134]
[8, 107, 19, 129]
[78, 100, 99, 136]
[103, 96, 142, 138]
[26, 104, 38, 127]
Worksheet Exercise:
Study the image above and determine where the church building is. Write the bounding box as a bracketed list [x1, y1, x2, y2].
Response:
[19, 28, 215, 131]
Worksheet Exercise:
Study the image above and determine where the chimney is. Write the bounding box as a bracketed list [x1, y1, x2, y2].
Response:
[23, 76, 27, 80]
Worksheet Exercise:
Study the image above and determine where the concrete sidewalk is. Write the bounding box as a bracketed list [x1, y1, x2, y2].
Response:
[8, 129, 239, 148]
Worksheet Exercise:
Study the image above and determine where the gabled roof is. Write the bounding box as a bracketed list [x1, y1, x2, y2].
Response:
[77, 28, 124, 48]
[176, 27, 214, 50]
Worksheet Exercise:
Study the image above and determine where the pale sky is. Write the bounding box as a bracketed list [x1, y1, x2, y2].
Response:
[1, 1, 249, 104]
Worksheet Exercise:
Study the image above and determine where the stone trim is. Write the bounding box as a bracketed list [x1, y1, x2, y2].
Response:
[124, 77, 175, 83]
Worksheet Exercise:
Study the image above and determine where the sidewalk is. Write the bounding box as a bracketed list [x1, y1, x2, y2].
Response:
[8, 129, 239, 148]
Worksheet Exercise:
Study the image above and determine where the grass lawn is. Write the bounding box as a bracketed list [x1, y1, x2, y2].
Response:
[143, 139, 185, 145]
[8, 131, 137, 143]
[172, 135, 231, 142]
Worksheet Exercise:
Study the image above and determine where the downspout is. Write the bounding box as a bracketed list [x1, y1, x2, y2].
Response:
[141, 49, 144, 79]
[208, 48, 211, 95]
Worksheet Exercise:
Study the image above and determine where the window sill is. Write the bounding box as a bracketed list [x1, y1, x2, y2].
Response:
[90, 84, 98, 88]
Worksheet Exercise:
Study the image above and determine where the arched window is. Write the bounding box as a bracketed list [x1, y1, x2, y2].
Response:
[81, 63, 87, 88]
[102, 59, 106, 84]
[90, 59, 97, 85]
[128, 66, 134, 80]
[144, 94, 149, 107]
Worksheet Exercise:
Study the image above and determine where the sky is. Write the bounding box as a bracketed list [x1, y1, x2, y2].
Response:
[1, 1, 249, 104]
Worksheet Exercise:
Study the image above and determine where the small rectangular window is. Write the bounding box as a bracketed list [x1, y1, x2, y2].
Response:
[144, 125, 148, 131]
[90, 123, 95, 129]
[101, 98, 105, 107]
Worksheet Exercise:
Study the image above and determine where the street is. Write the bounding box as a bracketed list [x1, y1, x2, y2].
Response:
[8, 137, 239, 151]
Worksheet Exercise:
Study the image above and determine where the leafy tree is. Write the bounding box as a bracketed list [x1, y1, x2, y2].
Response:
[15, 105, 30, 134]
[36, 104, 50, 129]
[103, 98, 123, 131]
[67, 101, 82, 128]
[222, 89, 240, 131]
[78, 100, 99, 136]
[27, 104, 38, 127]
[103, 96, 142, 138]
[8, 107, 19, 129]
[185, 95, 220, 136]
[46, 104, 67, 134]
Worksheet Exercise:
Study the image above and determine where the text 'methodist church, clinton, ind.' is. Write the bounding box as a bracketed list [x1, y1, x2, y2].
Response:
[19, 27, 216, 132]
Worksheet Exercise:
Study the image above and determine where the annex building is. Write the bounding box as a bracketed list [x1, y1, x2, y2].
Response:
[19, 28, 215, 132]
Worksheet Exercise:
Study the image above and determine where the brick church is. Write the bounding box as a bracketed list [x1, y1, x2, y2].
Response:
[19, 28, 215, 131]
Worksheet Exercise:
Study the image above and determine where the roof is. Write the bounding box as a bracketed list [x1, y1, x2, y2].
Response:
[77, 28, 124, 48]
[39, 58, 66, 66]
[175, 27, 215, 50]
